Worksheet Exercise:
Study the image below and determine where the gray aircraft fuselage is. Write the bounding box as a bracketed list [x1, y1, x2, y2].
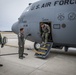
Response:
[12, 0, 76, 48]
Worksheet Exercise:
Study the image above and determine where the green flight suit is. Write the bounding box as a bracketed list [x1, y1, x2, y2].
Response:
[41, 24, 50, 43]
[18, 33, 25, 58]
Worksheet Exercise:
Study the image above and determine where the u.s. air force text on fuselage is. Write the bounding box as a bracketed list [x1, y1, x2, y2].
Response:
[31, 0, 76, 10]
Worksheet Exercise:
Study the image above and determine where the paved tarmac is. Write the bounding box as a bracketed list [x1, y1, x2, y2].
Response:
[0, 32, 76, 75]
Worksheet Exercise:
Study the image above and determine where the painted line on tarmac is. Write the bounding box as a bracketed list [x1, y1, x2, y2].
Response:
[5, 44, 33, 50]
[5, 44, 18, 48]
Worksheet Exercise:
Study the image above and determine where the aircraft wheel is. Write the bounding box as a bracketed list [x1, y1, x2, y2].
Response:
[34, 42, 41, 51]
[64, 46, 68, 52]
[3, 37, 7, 45]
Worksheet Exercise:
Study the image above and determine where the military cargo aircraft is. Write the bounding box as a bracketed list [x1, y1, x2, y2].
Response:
[12, 0, 76, 58]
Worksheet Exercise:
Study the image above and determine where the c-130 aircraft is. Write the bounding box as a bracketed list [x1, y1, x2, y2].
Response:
[12, 0, 76, 58]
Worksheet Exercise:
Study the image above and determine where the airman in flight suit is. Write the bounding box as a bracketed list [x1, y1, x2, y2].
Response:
[40, 23, 50, 44]
[18, 28, 25, 59]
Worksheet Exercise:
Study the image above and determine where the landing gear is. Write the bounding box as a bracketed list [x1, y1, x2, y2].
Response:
[34, 42, 41, 50]
[64, 46, 68, 52]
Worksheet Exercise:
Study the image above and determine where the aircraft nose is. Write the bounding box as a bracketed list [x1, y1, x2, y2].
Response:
[12, 22, 19, 34]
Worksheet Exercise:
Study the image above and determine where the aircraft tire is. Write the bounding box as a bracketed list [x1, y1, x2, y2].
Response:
[64, 46, 68, 52]
[3, 37, 7, 45]
[34, 42, 40, 51]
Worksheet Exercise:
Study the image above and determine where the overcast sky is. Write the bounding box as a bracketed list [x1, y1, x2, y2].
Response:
[0, 0, 39, 31]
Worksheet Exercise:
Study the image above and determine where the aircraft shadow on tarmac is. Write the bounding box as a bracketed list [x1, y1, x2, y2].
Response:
[47, 49, 76, 59]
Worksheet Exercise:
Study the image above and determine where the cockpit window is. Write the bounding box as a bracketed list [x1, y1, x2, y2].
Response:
[22, 6, 31, 13]
[25, 6, 30, 12]
[18, 4, 33, 23]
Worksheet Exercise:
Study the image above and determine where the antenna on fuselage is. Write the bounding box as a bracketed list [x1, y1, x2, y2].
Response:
[29, 3, 32, 5]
